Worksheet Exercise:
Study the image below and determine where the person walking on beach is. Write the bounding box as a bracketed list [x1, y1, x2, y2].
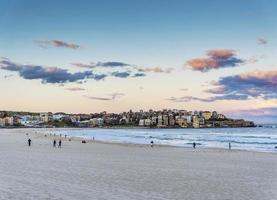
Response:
[58, 139, 62, 148]
[229, 142, 231, 150]
[150, 140, 154, 147]
[28, 138, 31, 147]
[193, 142, 196, 149]
[53, 139, 56, 147]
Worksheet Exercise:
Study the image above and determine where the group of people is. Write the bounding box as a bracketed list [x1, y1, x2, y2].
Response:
[53, 139, 62, 148]
[27, 138, 62, 148]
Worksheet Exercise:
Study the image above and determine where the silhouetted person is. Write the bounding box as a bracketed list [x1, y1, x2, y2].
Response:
[150, 140, 154, 147]
[229, 142, 231, 150]
[28, 138, 31, 146]
[58, 140, 62, 148]
[193, 142, 196, 149]
[53, 139, 56, 147]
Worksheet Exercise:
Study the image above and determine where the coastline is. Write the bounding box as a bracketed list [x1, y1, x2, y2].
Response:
[7, 127, 277, 154]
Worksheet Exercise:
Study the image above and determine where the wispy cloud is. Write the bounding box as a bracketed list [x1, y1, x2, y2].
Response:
[35, 39, 83, 49]
[179, 88, 189, 91]
[84, 92, 125, 101]
[109, 92, 125, 100]
[166, 96, 212, 102]
[186, 49, 244, 72]
[72, 61, 130, 69]
[71, 62, 96, 69]
[0, 58, 106, 84]
[257, 37, 268, 45]
[65, 87, 85, 91]
[136, 67, 174, 73]
[84, 96, 112, 101]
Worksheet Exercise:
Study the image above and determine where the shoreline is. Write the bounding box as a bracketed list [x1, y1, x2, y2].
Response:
[30, 128, 277, 154]
[0, 125, 260, 129]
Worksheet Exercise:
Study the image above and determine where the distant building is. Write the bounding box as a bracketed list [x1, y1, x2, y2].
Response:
[163, 115, 169, 126]
[212, 111, 218, 119]
[169, 114, 175, 126]
[192, 115, 200, 128]
[217, 114, 226, 120]
[157, 115, 163, 126]
[202, 111, 211, 120]
[144, 119, 151, 126]
[139, 119, 145, 126]
[0, 118, 5, 127]
[53, 114, 66, 121]
[5, 117, 14, 126]
[175, 117, 187, 127]
[184, 115, 192, 123]
[40, 113, 49, 123]
[199, 117, 205, 127]
[151, 116, 157, 125]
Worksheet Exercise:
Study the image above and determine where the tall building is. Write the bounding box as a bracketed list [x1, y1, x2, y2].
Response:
[157, 115, 163, 126]
[192, 115, 200, 128]
[169, 114, 175, 126]
[163, 115, 169, 126]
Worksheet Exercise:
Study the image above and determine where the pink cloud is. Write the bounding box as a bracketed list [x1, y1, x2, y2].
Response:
[186, 49, 244, 72]
[207, 49, 235, 59]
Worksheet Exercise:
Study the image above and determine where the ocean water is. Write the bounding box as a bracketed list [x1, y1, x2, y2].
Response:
[49, 126, 277, 152]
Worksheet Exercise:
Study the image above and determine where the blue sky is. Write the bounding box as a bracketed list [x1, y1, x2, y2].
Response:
[0, 0, 276, 123]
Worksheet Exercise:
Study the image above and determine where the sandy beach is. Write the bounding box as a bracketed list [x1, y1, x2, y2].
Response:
[0, 129, 276, 200]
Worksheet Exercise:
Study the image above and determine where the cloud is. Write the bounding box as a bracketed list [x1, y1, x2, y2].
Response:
[109, 92, 125, 100]
[137, 67, 174, 73]
[72, 61, 130, 69]
[166, 94, 250, 103]
[206, 70, 277, 100]
[84, 92, 125, 101]
[0, 58, 106, 84]
[71, 62, 96, 69]
[97, 62, 130, 67]
[167, 69, 277, 102]
[84, 96, 112, 101]
[166, 96, 212, 102]
[132, 73, 146, 77]
[226, 107, 277, 123]
[257, 37, 268, 45]
[65, 87, 85, 91]
[179, 88, 189, 91]
[35, 40, 83, 49]
[111, 71, 130, 78]
[186, 49, 244, 72]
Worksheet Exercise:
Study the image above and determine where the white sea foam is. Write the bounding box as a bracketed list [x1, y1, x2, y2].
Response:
[49, 126, 277, 152]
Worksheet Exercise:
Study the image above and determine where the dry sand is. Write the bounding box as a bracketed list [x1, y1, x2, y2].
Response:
[0, 128, 276, 200]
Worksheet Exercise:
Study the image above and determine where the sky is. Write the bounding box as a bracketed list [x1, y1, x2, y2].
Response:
[0, 0, 276, 123]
